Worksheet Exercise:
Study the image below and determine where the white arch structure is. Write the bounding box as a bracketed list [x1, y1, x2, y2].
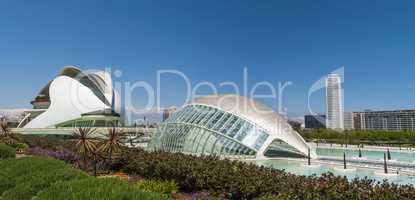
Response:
[23, 66, 121, 128]
[151, 94, 317, 159]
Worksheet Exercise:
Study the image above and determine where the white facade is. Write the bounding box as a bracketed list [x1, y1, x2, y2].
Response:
[151, 95, 317, 159]
[343, 112, 354, 130]
[23, 66, 121, 128]
[326, 74, 344, 130]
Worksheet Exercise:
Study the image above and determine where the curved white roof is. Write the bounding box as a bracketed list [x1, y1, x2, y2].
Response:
[188, 94, 316, 158]
[24, 66, 121, 128]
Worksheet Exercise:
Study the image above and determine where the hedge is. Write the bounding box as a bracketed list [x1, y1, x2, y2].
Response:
[0, 144, 15, 160]
[0, 156, 88, 200]
[9, 143, 29, 152]
[0, 156, 171, 200]
[35, 178, 170, 200]
[114, 148, 415, 200]
[301, 129, 415, 145]
[135, 179, 179, 197]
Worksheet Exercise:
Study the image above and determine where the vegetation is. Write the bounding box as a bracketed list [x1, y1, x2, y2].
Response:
[0, 156, 170, 200]
[12, 134, 415, 200]
[35, 178, 170, 200]
[0, 156, 88, 200]
[301, 129, 415, 146]
[9, 143, 29, 153]
[99, 126, 125, 164]
[72, 127, 98, 170]
[114, 148, 415, 200]
[0, 118, 20, 145]
[135, 179, 179, 197]
[0, 143, 15, 159]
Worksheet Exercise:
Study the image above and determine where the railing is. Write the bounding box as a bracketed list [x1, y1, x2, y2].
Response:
[11, 127, 158, 136]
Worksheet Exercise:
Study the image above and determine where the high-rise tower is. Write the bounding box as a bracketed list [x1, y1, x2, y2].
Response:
[326, 74, 344, 130]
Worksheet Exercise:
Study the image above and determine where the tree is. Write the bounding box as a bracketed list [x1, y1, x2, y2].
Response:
[99, 126, 125, 165]
[0, 118, 20, 145]
[72, 127, 98, 171]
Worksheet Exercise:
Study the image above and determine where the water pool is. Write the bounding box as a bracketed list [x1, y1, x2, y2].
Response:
[316, 148, 415, 163]
[251, 159, 415, 186]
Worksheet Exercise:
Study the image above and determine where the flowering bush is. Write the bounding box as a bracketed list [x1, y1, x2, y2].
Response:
[115, 148, 415, 200]
[26, 147, 77, 163]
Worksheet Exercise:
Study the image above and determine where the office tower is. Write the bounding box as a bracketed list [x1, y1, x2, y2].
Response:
[326, 74, 344, 130]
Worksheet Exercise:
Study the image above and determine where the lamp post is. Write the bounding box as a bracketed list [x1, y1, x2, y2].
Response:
[343, 152, 347, 169]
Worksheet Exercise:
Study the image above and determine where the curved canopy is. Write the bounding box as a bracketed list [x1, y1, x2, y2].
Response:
[151, 94, 316, 159]
[24, 66, 121, 128]
[188, 94, 316, 158]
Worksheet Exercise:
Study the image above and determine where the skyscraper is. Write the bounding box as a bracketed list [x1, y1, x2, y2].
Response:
[326, 74, 344, 130]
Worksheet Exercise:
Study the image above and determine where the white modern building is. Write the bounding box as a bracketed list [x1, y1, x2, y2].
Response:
[354, 110, 415, 131]
[343, 112, 354, 130]
[326, 74, 344, 130]
[18, 66, 122, 129]
[150, 94, 317, 159]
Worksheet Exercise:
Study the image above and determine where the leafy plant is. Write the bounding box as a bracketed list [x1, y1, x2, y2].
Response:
[35, 178, 171, 200]
[0, 156, 88, 200]
[99, 126, 125, 164]
[254, 193, 287, 200]
[0, 143, 15, 160]
[136, 179, 178, 196]
[114, 148, 415, 200]
[0, 118, 20, 145]
[10, 143, 29, 153]
[301, 129, 415, 146]
[72, 127, 98, 170]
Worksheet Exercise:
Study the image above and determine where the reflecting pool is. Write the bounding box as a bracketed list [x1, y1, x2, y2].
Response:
[316, 148, 415, 162]
[252, 159, 415, 185]
[250, 147, 415, 186]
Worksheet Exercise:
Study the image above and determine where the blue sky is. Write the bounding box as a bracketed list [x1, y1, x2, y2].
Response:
[1, 0, 415, 117]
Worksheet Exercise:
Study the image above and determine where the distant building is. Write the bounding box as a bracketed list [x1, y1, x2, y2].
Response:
[304, 115, 326, 129]
[354, 110, 415, 131]
[326, 74, 344, 130]
[162, 107, 177, 122]
[343, 112, 354, 130]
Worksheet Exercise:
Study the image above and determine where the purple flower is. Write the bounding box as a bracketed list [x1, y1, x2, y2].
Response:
[27, 147, 76, 162]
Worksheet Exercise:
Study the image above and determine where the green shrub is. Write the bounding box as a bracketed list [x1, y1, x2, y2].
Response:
[136, 179, 178, 196]
[0, 156, 88, 199]
[115, 148, 415, 200]
[300, 129, 415, 145]
[35, 178, 171, 200]
[10, 143, 29, 152]
[254, 193, 287, 200]
[0, 143, 15, 159]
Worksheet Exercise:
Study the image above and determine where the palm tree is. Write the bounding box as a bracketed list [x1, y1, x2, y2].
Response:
[72, 127, 98, 171]
[99, 126, 125, 165]
[0, 118, 20, 145]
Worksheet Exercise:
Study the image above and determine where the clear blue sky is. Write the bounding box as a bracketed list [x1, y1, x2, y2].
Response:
[1, 0, 415, 117]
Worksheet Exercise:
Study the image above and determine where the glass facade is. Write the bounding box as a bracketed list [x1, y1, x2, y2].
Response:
[150, 104, 270, 157]
[55, 116, 120, 128]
